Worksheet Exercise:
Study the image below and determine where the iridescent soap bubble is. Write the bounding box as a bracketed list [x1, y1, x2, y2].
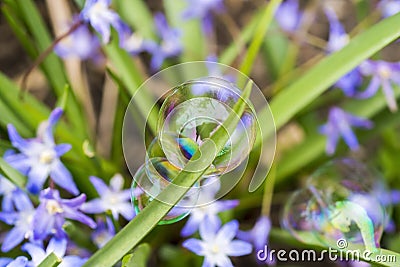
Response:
[282, 159, 390, 251]
[131, 157, 200, 224]
[157, 77, 257, 175]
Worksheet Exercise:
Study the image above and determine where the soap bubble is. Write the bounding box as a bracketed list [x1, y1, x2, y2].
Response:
[282, 159, 390, 250]
[157, 77, 257, 175]
[131, 158, 200, 224]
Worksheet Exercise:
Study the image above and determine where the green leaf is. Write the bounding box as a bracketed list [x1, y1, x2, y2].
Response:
[122, 243, 151, 267]
[0, 157, 26, 188]
[239, 0, 283, 76]
[37, 253, 61, 267]
[82, 81, 253, 267]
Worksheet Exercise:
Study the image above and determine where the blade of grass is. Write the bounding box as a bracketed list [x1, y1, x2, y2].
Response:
[239, 0, 283, 76]
[0, 157, 26, 188]
[122, 243, 151, 267]
[37, 253, 61, 267]
[82, 81, 253, 267]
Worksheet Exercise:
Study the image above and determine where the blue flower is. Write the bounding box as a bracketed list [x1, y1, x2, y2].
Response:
[379, 0, 400, 18]
[4, 108, 79, 195]
[181, 177, 239, 237]
[22, 237, 87, 267]
[325, 8, 362, 96]
[32, 188, 96, 240]
[54, 23, 100, 61]
[357, 60, 400, 111]
[148, 13, 182, 71]
[91, 217, 115, 248]
[275, 0, 302, 32]
[182, 0, 225, 33]
[0, 175, 18, 212]
[81, 174, 134, 220]
[0, 189, 36, 252]
[319, 107, 373, 155]
[236, 216, 271, 253]
[183, 217, 252, 267]
[80, 0, 127, 44]
[120, 32, 156, 56]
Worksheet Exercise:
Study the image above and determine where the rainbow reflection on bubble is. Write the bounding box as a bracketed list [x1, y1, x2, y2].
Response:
[156, 77, 257, 175]
[282, 159, 390, 251]
[131, 157, 200, 225]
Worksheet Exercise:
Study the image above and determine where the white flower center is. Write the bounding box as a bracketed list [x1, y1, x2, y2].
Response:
[109, 195, 118, 205]
[90, 2, 109, 18]
[46, 200, 64, 214]
[378, 65, 392, 79]
[40, 149, 56, 164]
[210, 244, 220, 254]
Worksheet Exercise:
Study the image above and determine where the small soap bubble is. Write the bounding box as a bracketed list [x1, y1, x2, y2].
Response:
[157, 77, 257, 175]
[282, 159, 390, 250]
[131, 158, 200, 224]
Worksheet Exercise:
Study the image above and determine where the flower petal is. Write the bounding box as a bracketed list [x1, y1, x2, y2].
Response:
[199, 216, 221, 242]
[5, 256, 28, 267]
[27, 165, 50, 194]
[89, 176, 109, 195]
[54, 144, 72, 156]
[182, 238, 205, 255]
[22, 243, 46, 265]
[1, 227, 26, 252]
[80, 199, 106, 214]
[50, 160, 79, 195]
[46, 237, 67, 258]
[110, 174, 124, 191]
[216, 220, 238, 244]
[225, 240, 253, 256]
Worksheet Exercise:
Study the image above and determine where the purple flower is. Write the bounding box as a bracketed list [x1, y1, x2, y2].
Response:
[181, 177, 239, 237]
[0, 175, 18, 212]
[81, 174, 134, 220]
[54, 23, 100, 60]
[0, 190, 35, 252]
[120, 32, 156, 55]
[32, 188, 96, 240]
[275, 0, 302, 32]
[183, 217, 252, 267]
[4, 108, 79, 195]
[325, 8, 349, 53]
[358, 60, 400, 111]
[379, 0, 400, 18]
[22, 238, 87, 267]
[91, 217, 115, 248]
[80, 0, 127, 44]
[325, 8, 363, 96]
[319, 107, 373, 155]
[148, 13, 182, 71]
[237, 216, 271, 253]
[182, 0, 225, 33]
